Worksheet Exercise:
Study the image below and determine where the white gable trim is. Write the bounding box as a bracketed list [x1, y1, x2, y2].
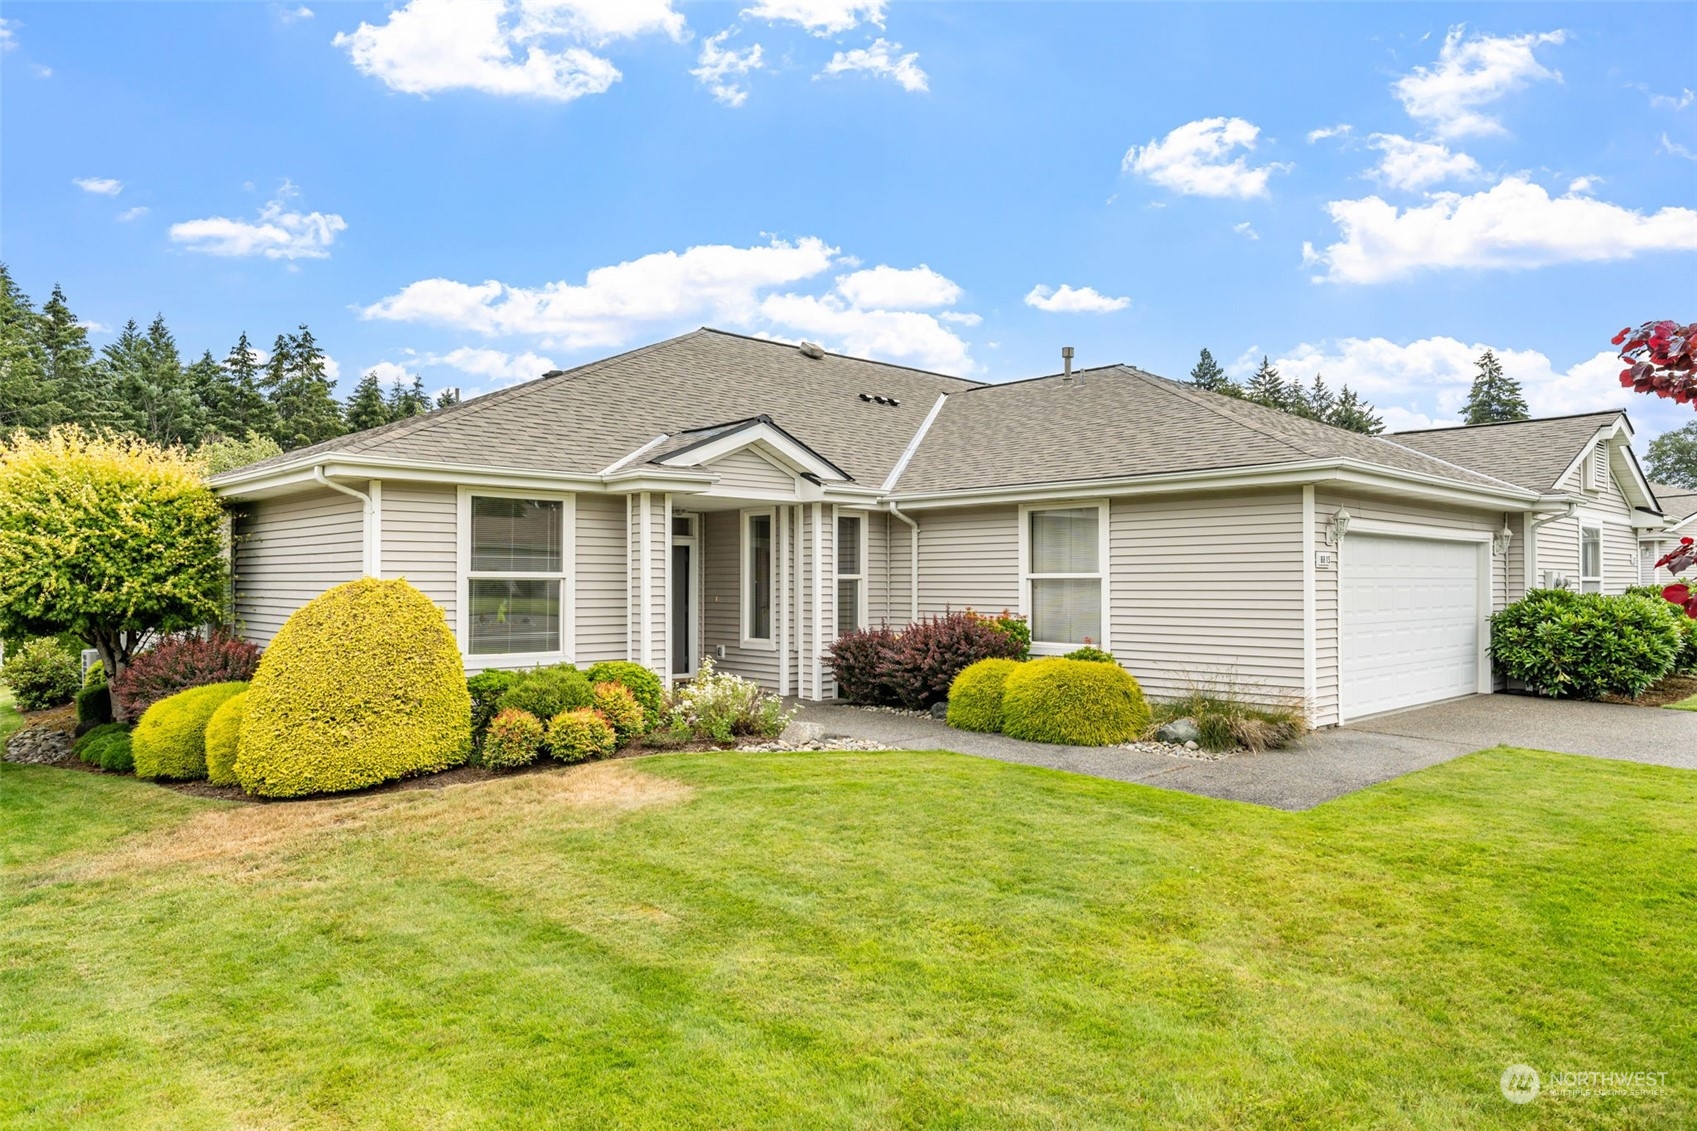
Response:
[653, 420, 849, 482]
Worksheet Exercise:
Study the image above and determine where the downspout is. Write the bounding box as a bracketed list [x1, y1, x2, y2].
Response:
[886, 501, 919, 622]
[314, 466, 376, 576]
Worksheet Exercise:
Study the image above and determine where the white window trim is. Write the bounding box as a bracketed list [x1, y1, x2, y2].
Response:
[835, 508, 868, 634]
[456, 486, 576, 666]
[741, 507, 778, 651]
[1018, 499, 1110, 655]
[1579, 524, 1603, 593]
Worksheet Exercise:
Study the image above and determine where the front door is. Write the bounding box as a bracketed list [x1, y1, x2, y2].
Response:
[672, 517, 698, 678]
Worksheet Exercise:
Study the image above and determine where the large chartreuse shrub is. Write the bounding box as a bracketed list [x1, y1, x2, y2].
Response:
[132, 681, 247, 780]
[946, 658, 1020, 733]
[1001, 658, 1149, 746]
[1492, 588, 1681, 699]
[585, 661, 664, 726]
[202, 690, 248, 786]
[236, 578, 472, 797]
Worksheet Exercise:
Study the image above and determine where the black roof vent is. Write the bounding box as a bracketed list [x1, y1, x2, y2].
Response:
[859, 393, 902, 407]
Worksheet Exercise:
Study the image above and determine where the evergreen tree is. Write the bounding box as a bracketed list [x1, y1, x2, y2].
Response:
[1244, 356, 1288, 411]
[0, 265, 55, 432]
[185, 350, 237, 441]
[1302, 374, 1336, 423]
[39, 283, 111, 428]
[385, 374, 432, 420]
[125, 313, 202, 445]
[265, 326, 345, 449]
[1189, 347, 1237, 395]
[1460, 349, 1529, 425]
[1328, 385, 1384, 434]
[344, 370, 392, 432]
[435, 387, 461, 410]
[222, 331, 277, 441]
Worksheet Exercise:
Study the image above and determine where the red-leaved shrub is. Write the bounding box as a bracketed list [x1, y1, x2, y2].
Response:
[828, 611, 1025, 710]
[111, 632, 263, 718]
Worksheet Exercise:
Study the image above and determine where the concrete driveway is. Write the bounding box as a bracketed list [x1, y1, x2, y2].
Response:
[793, 694, 1697, 812]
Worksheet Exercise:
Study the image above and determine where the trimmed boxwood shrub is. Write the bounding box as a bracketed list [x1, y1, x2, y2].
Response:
[203, 690, 248, 786]
[132, 681, 247, 780]
[482, 708, 546, 770]
[548, 707, 616, 763]
[467, 669, 520, 750]
[75, 683, 113, 733]
[498, 664, 592, 722]
[73, 722, 134, 772]
[1492, 588, 1681, 700]
[1001, 658, 1150, 746]
[946, 658, 1020, 733]
[0, 637, 81, 711]
[585, 661, 664, 726]
[111, 632, 261, 719]
[236, 578, 472, 798]
[591, 681, 645, 745]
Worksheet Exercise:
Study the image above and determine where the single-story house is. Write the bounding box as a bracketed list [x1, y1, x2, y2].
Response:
[208, 329, 1678, 727]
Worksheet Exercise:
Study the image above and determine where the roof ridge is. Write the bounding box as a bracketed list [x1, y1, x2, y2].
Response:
[695, 326, 985, 387]
[1391, 409, 1624, 436]
[1121, 367, 1331, 461]
[956, 364, 1124, 394]
[1370, 436, 1534, 494]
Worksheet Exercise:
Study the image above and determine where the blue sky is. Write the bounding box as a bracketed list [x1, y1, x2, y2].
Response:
[3, 1, 1694, 442]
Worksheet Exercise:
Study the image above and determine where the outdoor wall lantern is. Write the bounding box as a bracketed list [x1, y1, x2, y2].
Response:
[1327, 509, 1352, 544]
[1493, 523, 1514, 555]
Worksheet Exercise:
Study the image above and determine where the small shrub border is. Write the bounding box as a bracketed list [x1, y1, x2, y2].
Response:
[132, 681, 248, 781]
[483, 708, 547, 770]
[548, 708, 616, 763]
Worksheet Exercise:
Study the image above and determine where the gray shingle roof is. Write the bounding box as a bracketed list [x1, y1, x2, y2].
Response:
[892, 365, 1527, 494]
[1652, 483, 1697, 524]
[1388, 413, 1623, 492]
[214, 329, 977, 487]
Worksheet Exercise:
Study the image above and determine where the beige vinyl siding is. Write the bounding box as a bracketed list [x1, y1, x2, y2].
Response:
[1313, 491, 1508, 725]
[575, 492, 629, 665]
[379, 483, 456, 622]
[706, 448, 796, 495]
[1505, 512, 1527, 601]
[872, 508, 916, 626]
[1111, 491, 1306, 711]
[914, 505, 1020, 616]
[703, 509, 782, 692]
[1537, 455, 1639, 594]
[232, 487, 364, 646]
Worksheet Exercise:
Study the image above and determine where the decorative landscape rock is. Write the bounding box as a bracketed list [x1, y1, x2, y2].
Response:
[1155, 718, 1202, 745]
[779, 720, 826, 745]
[3, 725, 72, 765]
[736, 736, 891, 753]
[929, 701, 949, 719]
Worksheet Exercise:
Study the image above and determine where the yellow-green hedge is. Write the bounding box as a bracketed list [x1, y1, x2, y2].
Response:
[235, 578, 472, 797]
[946, 658, 1020, 733]
[132, 681, 249, 780]
[1000, 658, 1149, 746]
[203, 689, 248, 786]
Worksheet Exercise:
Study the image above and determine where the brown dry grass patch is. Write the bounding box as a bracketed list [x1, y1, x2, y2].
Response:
[67, 761, 693, 883]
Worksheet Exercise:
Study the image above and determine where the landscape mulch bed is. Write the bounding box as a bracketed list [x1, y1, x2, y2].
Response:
[1600, 674, 1697, 708]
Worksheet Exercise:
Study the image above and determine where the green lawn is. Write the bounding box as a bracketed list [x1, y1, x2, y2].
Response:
[0, 687, 24, 746]
[3, 748, 1692, 1130]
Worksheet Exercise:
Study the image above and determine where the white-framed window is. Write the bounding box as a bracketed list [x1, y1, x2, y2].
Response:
[1580, 525, 1603, 593]
[741, 508, 777, 649]
[1588, 439, 1608, 492]
[458, 490, 573, 659]
[1020, 501, 1108, 653]
[836, 510, 866, 635]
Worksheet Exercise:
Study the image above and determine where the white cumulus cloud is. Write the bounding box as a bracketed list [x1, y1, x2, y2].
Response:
[74, 177, 123, 196]
[1304, 176, 1697, 284]
[332, 0, 684, 101]
[819, 38, 926, 93]
[743, 0, 883, 35]
[692, 29, 763, 107]
[425, 347, 559, 384]
[169, 183, 347, 260]
[835, 264, 960, 309]
[1124, 117, 1287, 199]
[116, 206, 149, 222]
[1306, 124, 1352, 143]
[1393, 25, 1566, 138]
[1023, 284, 1130, 314]
[757, 295, 971, 372]
[1366, 133, 1484, 191]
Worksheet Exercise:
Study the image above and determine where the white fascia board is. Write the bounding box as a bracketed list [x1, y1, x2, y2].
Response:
[213, 454, 714, 500]
[655, 423, 849, 483]
[884, 459, 1540, 512]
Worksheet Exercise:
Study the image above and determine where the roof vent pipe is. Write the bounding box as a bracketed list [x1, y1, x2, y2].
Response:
[1061, 346, 1075, 385]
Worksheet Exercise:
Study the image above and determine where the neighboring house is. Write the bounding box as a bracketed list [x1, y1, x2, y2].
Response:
[209, 330, 1649, 727]
[1389, 412, 1663, 595]
[1641, 482, 1697, 586]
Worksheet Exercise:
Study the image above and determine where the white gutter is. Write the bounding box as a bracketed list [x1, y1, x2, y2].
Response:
[886, 501, 920, 621]
[313, 466, 378, 575]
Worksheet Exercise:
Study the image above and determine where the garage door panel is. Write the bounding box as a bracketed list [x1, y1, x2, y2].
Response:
[1341, 534, 1480, 719]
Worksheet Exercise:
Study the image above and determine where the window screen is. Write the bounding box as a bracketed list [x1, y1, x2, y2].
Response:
[471, 497, 562, 572]
[468, 578, 560, 655]
[746, 513, 773, 640]
[1030, 507, 1099, 574]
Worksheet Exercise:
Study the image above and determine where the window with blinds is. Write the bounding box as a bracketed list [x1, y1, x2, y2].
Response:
[1026, 504, 1103, 647]
[1580, 526, 1602, 593]
[836, 512, 865, 635]
[466, 496, 564, 655]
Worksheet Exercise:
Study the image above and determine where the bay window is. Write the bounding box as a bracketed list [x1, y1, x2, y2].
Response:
[1024, 502, 1106, 650]
[464, 494, 567, 656]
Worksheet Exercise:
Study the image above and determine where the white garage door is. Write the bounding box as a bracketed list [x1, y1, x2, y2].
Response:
[1341, 534, 1482, 719]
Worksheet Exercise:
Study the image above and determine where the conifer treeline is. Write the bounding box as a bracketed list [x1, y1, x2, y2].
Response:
[0, 265, 457, 452]
[1187, 348, 1384, 434]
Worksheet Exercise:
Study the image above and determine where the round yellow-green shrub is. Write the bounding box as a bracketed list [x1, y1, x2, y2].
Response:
[203, 689, 248, 786]
[1000, 658, 1149, 746]
[235, 578, 472, 797]
[548, 707, 616, 763]
[947, 658, 1020, 733]
[132, 681, 248, 780]
[591, 681, 645, 745]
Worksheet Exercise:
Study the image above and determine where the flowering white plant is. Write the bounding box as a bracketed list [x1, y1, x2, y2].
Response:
[669, 656, 794, 743]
